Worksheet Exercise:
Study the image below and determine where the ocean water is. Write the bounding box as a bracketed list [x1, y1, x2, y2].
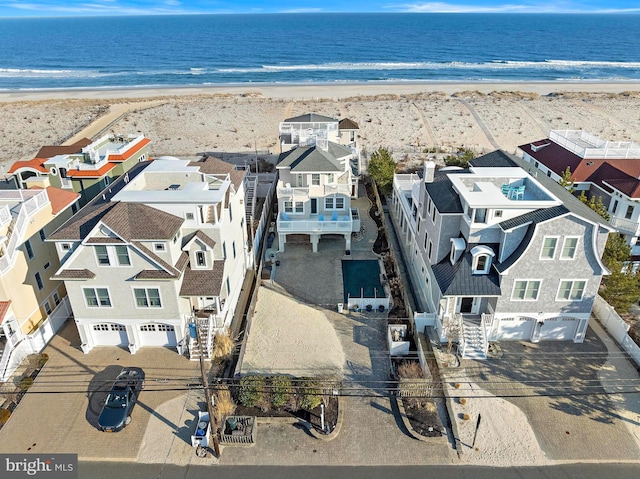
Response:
[1, 13, 639, 90]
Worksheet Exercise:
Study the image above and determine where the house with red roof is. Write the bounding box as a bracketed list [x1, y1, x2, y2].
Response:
[8, 134, 151, 207]
[519, 130, 640, 267]
[0, 186, 80, 380]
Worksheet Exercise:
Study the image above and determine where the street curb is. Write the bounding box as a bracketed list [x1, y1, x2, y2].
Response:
[393, 396, 448, 444]
[307, 396, 344, 441]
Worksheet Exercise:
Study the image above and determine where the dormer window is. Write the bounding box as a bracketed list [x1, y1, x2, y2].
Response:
[471, 245, 495, 275]
[196, 251, 206, 267]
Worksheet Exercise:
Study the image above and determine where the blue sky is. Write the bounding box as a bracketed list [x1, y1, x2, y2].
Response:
[0, 1, 638, 17]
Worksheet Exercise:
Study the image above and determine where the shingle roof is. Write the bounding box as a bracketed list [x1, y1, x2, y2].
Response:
[339, 118, 359, 130]
[44, 186, 80, 215]
[36, 139, 92, 159]
[51, 269, 96, 280]
[284, 113, 337, 123]
[179, 260, 225, 296]
[0, 301, 11, 324]
[190, 156, 247, 190]
[494, 224, 535, 274]
[425, 169, 468, 214]
[277, 145, 343, 173]
[326, 142, 353, 159]
[470, 150, 518, 168]
[132, 241, 180, 277]
[49, 202, 116, 241]
[101, 203, 183, 241]
[432, 247, 501, 296]
[183, 230, 217, 250]
[499, 205, 569, 231]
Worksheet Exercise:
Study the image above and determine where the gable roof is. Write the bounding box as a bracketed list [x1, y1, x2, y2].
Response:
[179, 260, 225, 296]
[45, 186, 80, 215]
[519, 139, 640, 199]
[189, 156, 247, 189]
[277, 145, 343, 173]
[284, 113, 337, 123]
[183, 230, 217, 250]
[339, 118, 360, 130]
[470, 150, 519, 168]
[101, 203, 183, 241]
[432, 246, 502, 296]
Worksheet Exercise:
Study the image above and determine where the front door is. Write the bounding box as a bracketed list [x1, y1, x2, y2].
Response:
[460, 297, 474, 313]
[311, 198, 318, 215]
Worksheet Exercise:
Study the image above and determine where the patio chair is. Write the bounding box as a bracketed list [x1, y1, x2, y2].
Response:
[318, 214, 325, 222]
[501, 184, 510, 197]
[514, 185, 525, 200]
[331, 211, 338, 221]
[281, 212, 290, 221]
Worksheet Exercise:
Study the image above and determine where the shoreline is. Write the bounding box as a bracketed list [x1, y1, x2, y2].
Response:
[1, 80, 640, 102]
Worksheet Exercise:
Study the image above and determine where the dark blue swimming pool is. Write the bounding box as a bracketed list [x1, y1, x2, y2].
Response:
[342, 260, 386, 302]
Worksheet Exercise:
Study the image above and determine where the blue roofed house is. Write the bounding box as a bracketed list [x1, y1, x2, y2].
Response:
[391, 150, 613, 359]
[276, 114, 361, 253]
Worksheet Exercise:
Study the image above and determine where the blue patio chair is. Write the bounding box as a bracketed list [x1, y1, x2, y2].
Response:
[318, 214, 325, 222]
[342, 215, 350, 221]
[501, 184, 510, 197]
[514, 185, 525, 200]
[331, 211, 338, 221]
[281, 211, 290, 221]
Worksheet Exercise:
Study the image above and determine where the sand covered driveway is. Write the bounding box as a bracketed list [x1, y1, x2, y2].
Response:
[240, 286, 345, 377]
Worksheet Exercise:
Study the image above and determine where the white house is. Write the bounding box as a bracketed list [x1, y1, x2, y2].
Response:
[392, 151, 613, 359]
[519, 130, 640, 268]
[48, 156, 250, 359]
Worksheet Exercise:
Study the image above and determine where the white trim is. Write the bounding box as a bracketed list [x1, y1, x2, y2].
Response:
[560, 236, 580, 260]
[556, 279, 587, 301]
[511, 279, 542, 301]
[540, 235, 559, 260]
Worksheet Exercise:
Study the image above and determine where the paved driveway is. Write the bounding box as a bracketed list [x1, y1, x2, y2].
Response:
[0, 320, 201, 461]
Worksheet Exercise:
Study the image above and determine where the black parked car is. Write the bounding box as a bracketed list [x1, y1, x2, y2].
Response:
[98, 367, 145, 432]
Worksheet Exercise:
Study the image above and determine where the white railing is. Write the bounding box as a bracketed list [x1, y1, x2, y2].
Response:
[0, 205, 10, 227]
[277, 216, 352, 233]
[60, 177, 73, 189]
[277, 186, 310, 198]
[550, 130, 640, 160]
[609, 215, 640, 235]
[324, 183, 351, 196]
[0, 189, 49, 273]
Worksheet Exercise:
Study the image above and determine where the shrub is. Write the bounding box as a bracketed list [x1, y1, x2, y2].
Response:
[237, 375, 266, 408]
[213, 385, 236, 424]
[297, 378, 322, 411]
[270, 375, 294, 409]
[37, 353, 49, 368]
[0, 409, 11, 425]
[212, 330, 234, 360]
[19, 377, 34, 391]
[397, 361, 423, 379]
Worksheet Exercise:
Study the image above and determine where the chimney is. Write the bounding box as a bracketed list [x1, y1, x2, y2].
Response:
[423, 160, 436, 183]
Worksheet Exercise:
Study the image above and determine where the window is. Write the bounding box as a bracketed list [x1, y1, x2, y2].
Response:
[557, 280, 586, 301]
[295, 202, 303, 213]
[229, 203, 233, 222]
[284, 201, 293, 213]
[232, 241, 236, 258]
[311, 174, 320, 186]
[71, 203, 78, 214]
[431, 207, 436, 222]
[95, 245, 110, 266]
[428, 241, 433, 261]
[223, 242, 227, 259]
[625, 205, 634, 220]
[84, 288, 111, 307]
[226, 277, 231, 295]
[173, 232, 179, 244]
[475, 255, 487, 272]
[284, 201, 303, 214]
[115, 245, 130, 265]
[25, 240, 34, 259]
[196, 251, 206, 267]
[295, 174, 304, 187]
[424, 231, 429, 250]
[140, 324, 156, 332]
[185, 212, 194, 220]
[474, 208, 487, 224]
[35, 272, 44, 291]
[134, 288, 162, 308]
[512, 280, 541, 301]
[39, 229, 46, 242]
[560, 237, 579, 260]
[325, 197, 334, 209]
[44, 261, 50, 270]
[327, 174, 335, 184]
[611, 200, 618, 214]
[53, 292, 60, 305]
[61, 243, 71, 251]
[44, 300, 52, 315]
[336, 197, 345, 209]
[154, 243, 165, 252]
[541, 237, 558, 260]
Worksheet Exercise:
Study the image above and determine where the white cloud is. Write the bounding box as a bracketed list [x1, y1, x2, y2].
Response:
[387, 2, 640, 13]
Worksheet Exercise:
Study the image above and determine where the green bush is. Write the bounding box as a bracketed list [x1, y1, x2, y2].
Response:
[237, 375, 266, 408]
[298, 378, 322, 410]
[37, 353, 49, 368]
[270, 375, 294, 408]
[0, 408, 11, 424]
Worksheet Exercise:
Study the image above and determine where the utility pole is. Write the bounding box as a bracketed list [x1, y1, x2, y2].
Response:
[197, 327, 221, 457]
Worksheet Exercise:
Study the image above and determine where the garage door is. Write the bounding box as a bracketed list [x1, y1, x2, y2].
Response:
[138, 323, 177, 347]
[538, 317, 577, 341]
[92, 323, 128, 347]
[495, 317, 535, 340]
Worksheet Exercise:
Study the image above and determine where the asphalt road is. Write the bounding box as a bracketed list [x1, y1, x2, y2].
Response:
[79, 463, 640, 479]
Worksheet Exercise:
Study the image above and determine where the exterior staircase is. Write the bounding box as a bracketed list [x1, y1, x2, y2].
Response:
[460, 319, 488, 360]
[244, 174, 258, 224]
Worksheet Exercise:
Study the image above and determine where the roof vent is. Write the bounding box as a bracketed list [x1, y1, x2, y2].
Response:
[450, 237, 466, 265]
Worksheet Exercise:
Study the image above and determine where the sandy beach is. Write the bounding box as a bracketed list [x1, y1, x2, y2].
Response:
[1, 81, 640, 169]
